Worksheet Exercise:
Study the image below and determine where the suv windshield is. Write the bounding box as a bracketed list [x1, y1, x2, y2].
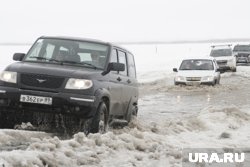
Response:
[24, 38, 109, 69]
[179, 59, 214, 70]
[210, 49, 232, 57]
[233, 45, 250, 52]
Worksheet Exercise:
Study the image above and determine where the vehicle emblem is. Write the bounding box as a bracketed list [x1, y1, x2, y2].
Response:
[36, 79, 46, 83]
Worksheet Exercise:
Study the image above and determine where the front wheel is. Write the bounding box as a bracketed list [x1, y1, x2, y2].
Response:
[126, 105, 138, 123]
[90, 102, 109, 134]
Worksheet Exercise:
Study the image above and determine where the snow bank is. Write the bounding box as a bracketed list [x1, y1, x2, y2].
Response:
[0, 105, 249, 166]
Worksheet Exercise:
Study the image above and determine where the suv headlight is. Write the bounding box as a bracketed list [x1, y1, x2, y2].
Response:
[65, 78, 93, 90]
[228, 59, 233, 63]
[175, 76, 185, 81]
[202, 76, 214, 81]
[0, 71, 17, 83]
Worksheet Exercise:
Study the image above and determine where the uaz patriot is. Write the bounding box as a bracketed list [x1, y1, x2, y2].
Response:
[0, 36, 139, 134]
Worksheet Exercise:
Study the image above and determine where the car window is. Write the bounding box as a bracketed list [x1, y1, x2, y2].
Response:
[179, 59, 214, 70]
[24, 38, 109, 69]
[110, 49, 118, 74]
[118, 50, 128, 76]
[110, 49, 118, 63]
[210, 49, 232, 57]
[127, 53, 136, 78]
[233, 45, 250, 52]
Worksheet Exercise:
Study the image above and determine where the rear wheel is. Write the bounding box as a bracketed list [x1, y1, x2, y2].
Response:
[90, 102, 108, 134]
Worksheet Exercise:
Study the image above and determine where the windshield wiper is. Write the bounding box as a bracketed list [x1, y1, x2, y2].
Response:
[61, 60, 101, 69]
[29, 56, 62, 63]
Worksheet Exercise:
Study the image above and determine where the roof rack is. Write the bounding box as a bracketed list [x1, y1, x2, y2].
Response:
[211, 44, 232, 48]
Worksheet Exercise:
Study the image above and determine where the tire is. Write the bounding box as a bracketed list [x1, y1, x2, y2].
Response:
[211, 80, 216, 86]
[90, 102, 109, 134]
[216, 79, 220, 85]
[126, 105, 138, 123]
[232, 68, 237, 72]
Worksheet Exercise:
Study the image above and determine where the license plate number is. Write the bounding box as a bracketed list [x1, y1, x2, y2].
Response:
[20, 95, 52, 105]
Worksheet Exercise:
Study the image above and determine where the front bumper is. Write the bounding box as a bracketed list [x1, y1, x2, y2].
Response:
[0, 86, 97, 117]
[175, 81, 214, 86]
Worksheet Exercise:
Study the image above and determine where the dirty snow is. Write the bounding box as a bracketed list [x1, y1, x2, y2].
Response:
[0, 43, 250, 166]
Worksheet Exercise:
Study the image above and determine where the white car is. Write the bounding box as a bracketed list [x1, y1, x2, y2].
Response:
[173, 58, 222, 86]
[210, 45, 237, 72]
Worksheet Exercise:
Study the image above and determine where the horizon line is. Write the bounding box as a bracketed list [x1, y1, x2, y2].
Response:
[0, 38, 250, 46]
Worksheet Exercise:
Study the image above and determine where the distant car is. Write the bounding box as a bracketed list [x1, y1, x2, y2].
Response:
[233, 44, 250, 64]
[173, 58, 222, 86]
[210, 45, 237, 72]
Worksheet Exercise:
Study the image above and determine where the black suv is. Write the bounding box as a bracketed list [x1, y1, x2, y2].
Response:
[0, 36, 138, 134]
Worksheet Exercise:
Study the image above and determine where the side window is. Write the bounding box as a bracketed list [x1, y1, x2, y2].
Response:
[110, 49, 118, 74]
[118, 50, 128, 76]
[110, 49, 118, 63]
[127, 53, 136, 78]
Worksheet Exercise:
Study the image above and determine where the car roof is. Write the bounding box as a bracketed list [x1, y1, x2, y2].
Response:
[182, 57, 216, 61]
[211, 44, 232, 50]
[39, 36, 131, 54]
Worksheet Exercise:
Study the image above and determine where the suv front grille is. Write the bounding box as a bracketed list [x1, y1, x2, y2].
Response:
[20, 73, 65, 89]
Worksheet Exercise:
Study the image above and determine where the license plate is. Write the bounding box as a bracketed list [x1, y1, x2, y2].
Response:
[20, 95, 52, 105]
[187, 82, 200, 86]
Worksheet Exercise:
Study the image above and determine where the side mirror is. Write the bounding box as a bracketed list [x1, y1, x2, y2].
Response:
[102, 62, 125, 75]
[216, 68, 225, 74]
[173, 68, 178, 72]
[13, 53, 25, 61]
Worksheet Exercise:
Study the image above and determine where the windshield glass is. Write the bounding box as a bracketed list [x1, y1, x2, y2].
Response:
[24, 38, 109, 69]
[233, 45, 250, 52]
[210, 49, 232, 57]
[179, 59, 214, 70]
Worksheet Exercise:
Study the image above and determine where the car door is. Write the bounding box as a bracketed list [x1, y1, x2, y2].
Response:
[117, 50, 137, 115]
[108, 48, 124, 116]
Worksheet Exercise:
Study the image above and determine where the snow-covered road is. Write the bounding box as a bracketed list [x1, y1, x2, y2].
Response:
[0, 66, 250, 167]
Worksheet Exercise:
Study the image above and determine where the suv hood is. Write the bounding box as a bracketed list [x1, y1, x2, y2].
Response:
[5, 62, 100, 79]
[177, 70, 215, 77]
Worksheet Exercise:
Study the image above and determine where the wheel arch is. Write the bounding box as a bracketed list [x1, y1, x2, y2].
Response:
[94, 88, 111, 116]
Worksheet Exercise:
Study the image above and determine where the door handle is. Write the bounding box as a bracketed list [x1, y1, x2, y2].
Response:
[117, 77, 122, 82]
[127, 79, 131, 84]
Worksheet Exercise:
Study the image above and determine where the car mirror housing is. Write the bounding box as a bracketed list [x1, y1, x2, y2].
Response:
[13, 53, 25, 61]
[216, 68, 225, 73]
[102, 62, 125, 75]
[173, 68, 178, 72]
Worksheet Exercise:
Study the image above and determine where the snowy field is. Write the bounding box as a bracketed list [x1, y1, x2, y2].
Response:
[1, 43, 250, 166]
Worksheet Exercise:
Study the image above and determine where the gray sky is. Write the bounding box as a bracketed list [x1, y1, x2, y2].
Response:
[1, 0, 250, 43]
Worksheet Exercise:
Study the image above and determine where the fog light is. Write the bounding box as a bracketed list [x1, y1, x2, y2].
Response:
[0, 99, 7, 105]
[75, 106, 80, 112]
